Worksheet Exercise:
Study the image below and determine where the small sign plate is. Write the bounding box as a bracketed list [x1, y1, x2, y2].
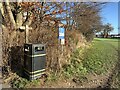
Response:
[59, 27, 65, 39]
[61, 39, 65, 45]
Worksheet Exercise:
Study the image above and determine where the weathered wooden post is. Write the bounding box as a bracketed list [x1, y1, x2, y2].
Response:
[20, 25, 32, 43]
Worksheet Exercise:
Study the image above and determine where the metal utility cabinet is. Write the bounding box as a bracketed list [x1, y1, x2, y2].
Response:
[24, 43, 46, 80]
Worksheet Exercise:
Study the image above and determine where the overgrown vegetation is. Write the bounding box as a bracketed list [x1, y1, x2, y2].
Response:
[11, 77, 40, 88]
[9, 38, 119, 88]
[63, 48, 87, 79]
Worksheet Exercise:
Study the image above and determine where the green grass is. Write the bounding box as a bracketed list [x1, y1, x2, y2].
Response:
[94, 38, 119, 49]
[63, 48, 88, 79]
[82, 38, 119, 75]
[63, 38, 119, 84]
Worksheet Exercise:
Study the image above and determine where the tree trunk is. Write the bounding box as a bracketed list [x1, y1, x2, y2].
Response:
[5, 0, 16, 29]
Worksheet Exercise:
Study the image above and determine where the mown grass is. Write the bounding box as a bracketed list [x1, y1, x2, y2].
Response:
[94, 38, 119, 49]
[83, 38, 118, 74]
[63, 38, 119, 84]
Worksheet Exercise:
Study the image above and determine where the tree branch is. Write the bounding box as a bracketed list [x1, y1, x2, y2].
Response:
[5, 0, 16, 29]
[0, 2, 5, 17]
[0, 2, 7, 26]
[16, 2, 23, 29]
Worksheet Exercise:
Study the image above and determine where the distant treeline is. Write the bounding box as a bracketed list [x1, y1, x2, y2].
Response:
[96, 34, 120, 39]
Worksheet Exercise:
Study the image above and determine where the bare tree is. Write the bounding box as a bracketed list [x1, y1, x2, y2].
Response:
[71, 2, 104, 41]
[101, 23, 114, 38]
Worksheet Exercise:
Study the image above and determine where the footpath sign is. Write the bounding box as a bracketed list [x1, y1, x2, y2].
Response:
[59, 27, 65, 45]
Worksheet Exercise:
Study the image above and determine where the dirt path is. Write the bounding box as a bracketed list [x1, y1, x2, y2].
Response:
[38, 68, 116, 88]
[41, 64, 118, 88]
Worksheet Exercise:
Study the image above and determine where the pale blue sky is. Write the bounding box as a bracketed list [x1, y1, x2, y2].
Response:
[100, 2, 118, 34]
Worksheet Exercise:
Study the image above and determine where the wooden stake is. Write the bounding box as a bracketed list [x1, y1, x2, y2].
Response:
[25, 25, 29, 43]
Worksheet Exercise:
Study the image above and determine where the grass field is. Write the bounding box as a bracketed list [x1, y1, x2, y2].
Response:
[83, 38, 119, 87]
[83, 38, 119, 74]
[94, 38, 119, 49]
[63, 38, 120, 88]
